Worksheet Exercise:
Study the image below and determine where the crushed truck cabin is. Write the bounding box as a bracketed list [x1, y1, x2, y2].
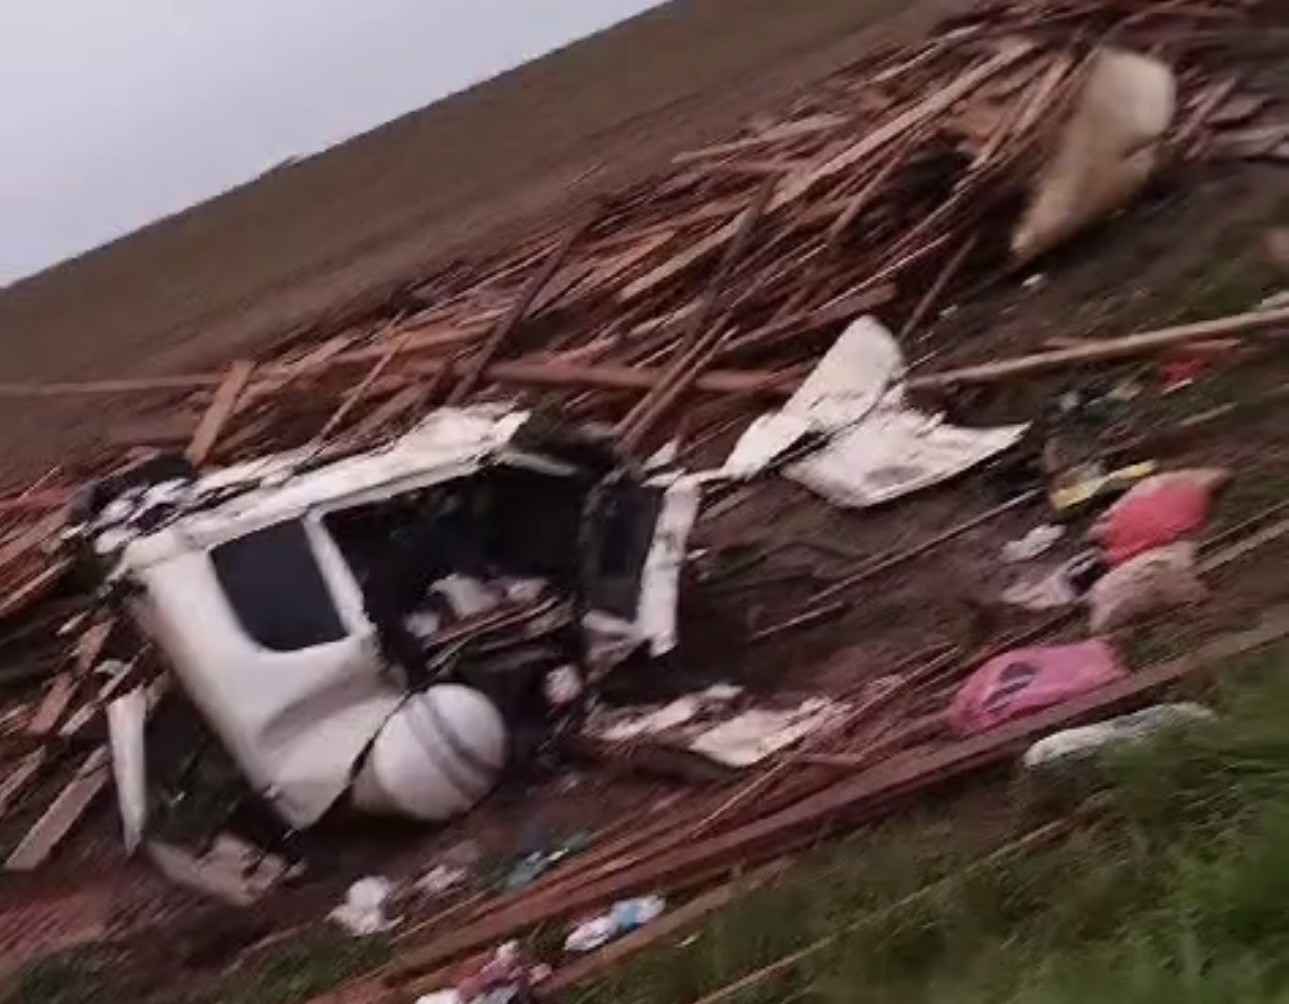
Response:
[75, 406, 699, 829]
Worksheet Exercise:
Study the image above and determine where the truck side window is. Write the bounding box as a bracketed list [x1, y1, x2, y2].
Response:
[211, 520, 346, 652]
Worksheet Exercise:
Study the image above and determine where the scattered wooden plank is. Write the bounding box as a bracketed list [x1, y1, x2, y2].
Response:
[0, 753, 47, 819]
[447, 224, 587, 405]
[771, 42, 1035, 210]
[26, 676, 76, 737]
[5, 679, 164, 872]
[910, 305, 1289, 388]
[313, 333, 413, 445]
[619, 181, 775, 448]
[0, 559, 69, 623]
[617, 44, 1031, 305]
[186, 360, 255, 466]
[28, 619, 117, 737]
[402, 357, 792, 398]
[5, 747, 111, 871]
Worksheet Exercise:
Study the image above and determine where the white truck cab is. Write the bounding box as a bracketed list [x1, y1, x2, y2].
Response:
[83, 406, 699, 829]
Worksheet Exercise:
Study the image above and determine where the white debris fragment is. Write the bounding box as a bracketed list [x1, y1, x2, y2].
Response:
[721, 318, 1027, 508]
[599, 696, 704, 742]
[416, 864, 469, 898]
[107, 687, 148, 854]
[690, 697, 844, 768]
[1024, 703, 1215, 769]
[329, 876, 402, 936]
[1002, 524, 1065, 563]
[1002, 568, 1078, 611]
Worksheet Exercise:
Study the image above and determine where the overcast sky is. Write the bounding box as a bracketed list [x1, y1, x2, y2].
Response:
[0, 0, 661, 283]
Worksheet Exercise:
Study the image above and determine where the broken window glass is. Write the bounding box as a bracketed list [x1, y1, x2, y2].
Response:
[211, 520, 347, 652]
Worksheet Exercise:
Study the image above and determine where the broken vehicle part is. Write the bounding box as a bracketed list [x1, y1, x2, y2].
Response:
[78, 406, 700, 829]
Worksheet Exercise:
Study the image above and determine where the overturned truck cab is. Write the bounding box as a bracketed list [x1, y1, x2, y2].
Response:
[81, 406, 700, 830]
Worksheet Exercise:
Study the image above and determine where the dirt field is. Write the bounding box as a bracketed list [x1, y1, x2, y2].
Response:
[0, 0, 966, 390]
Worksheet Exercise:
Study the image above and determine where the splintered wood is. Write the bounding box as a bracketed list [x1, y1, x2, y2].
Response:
[0, 0, 1282, 940]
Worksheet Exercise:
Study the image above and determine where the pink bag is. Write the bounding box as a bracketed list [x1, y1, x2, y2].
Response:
[949, 639, 1126, 736]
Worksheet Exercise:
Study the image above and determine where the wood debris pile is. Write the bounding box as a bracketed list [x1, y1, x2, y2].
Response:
[0, 0, 1284, 972]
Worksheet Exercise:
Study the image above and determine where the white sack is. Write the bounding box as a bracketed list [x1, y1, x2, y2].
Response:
[1014, 48, 1177, 261]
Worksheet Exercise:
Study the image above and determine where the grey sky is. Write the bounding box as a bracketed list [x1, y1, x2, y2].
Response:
[0, 0, 660, 283]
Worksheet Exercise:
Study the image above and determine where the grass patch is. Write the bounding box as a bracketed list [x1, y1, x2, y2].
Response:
[572, 643, 1289, 1004]
[212, 925, 391, 1004]
[5, 924, 390, 1004]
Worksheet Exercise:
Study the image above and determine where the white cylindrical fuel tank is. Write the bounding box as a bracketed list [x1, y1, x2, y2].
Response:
[351, 685, 507, 822]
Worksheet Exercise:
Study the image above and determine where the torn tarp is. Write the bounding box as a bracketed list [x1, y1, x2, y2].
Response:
[722, 317, 1027, 507]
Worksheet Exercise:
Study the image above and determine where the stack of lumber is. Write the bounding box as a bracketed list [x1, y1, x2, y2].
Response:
[0, 0, 1283, 898]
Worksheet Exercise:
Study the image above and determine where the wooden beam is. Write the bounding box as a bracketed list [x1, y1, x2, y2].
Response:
[313, 333, 412, 445]
[186, 360, 255, 466]
[619, 180, 774, 449]
[5, 747, 111, 871]
[448, 224, 586, 405]
[26, 675, 76, 737]
[0, 753, 46, 819]
[910, 305, 1289, 388]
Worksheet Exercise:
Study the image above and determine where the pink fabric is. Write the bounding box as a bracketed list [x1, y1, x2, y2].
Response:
[949, 639, 1126, 736]
[1096, 472, 1223, 565]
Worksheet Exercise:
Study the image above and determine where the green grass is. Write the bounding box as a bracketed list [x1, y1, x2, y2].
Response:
[5, 924, 390, 1004]
[571, 644, 1289, 1004]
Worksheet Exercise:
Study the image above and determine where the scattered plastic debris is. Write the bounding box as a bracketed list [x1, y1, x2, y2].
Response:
[1091, 468, 1230, 564]
[689, 698, 844, 768]
[1049, 460, 1158, 516]
[1002, 550, 1106, 611]
[415, 940, 550, 1004]
[950, 639, 1126, 736]
[416, 864, 470, 898]
[1088, 541, 1205, 632]
[504, 833, 590, 891]
[595, 692, 844, 768]
[1002, 566, 1079, 611]
[598, 684, 743, 743]
[456, 940, 540, 1003]
[329, 876, 402, 936]
[1024, 702, 1215, 768]
[564, 895, 667, 953]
